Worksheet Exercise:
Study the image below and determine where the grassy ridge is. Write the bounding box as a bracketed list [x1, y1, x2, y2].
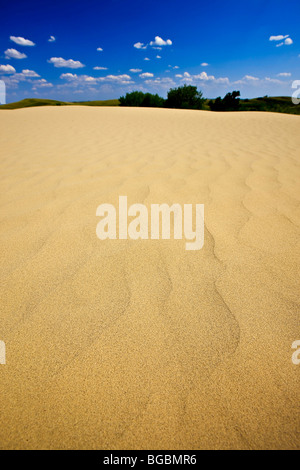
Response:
[0, 96, 299, 115]
[239, 96, 300, 115]
[0, 98, 120, 110]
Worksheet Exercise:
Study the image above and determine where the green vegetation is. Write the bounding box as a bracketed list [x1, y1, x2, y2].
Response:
[119, 91, 165, 107]
[0, 98, 120, 110]
[73, 99, 120, 107]
[119, 86, 205, 110]
[209, 91, 240, 111]
[239, 96, 300, 115]
[165, 85, 205, 110]
[208, 94, 300, 115]
[1, 94, 299, 115]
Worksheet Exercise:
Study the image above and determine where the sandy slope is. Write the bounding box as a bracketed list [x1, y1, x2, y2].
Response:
[0, 106, 299, 450]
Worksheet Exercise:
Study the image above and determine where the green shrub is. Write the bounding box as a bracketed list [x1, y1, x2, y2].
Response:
[119, 91, 165, 107]
[209, 91, 241, 111]
[165, 85, 205, 110]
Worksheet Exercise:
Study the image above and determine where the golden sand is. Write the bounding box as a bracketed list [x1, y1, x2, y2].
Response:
[0, 107, 299, 449]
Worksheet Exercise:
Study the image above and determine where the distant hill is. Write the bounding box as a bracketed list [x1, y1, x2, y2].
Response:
[1, 96, 299, 115]
[239, 96, 300, 115]
[0, 98, 120, 110]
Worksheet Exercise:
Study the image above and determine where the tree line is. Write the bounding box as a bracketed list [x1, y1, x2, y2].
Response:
[119, 85, 241, 111]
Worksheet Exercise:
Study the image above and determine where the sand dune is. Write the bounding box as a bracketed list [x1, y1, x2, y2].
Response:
[0, 107, 299, 450]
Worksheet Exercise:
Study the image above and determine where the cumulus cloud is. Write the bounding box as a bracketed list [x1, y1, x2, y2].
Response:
[134, 42, 147, 49]
[150, 36, 172, 47]
[156, 55, 162, 59]
[0, 64, 16, 74]
[60, 73, 133, 85]
[104, 74, 132, 82]
[5, 48, 27, 59]
[97, 47, 103, 52]
[130, 69, 142, 73]
[48, 36, 56, 42]
[270, 35, 293, 47]
[134, 36, 172, 51]
[60, 73, 79, 80]
[93, 66, 108, 70]
[2, 69, 41, 88]
[10, 36, 35, 46]
[32, 79, 53, 88]
[144, 57, 150, 61]
[201, 63, 209, 67]
[243, 75, 259, 81]
[193, 71, 212, 80]
[140, 72, 154, 78]
[48, 57, 85, 68]
[269, 35, 289, 42]
[177, 71, 229, 85]
[144, 77, 175, 88]
[20, 69, 40, 77]
[265, 77, 286, 84]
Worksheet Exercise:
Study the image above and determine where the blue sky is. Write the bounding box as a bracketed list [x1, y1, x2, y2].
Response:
[0, 0, 299, 102]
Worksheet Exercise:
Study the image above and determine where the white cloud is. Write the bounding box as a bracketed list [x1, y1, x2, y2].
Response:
[140, 72, 154, 78]
[265, 77, 285, 84]
[243, 75, 259, 81]
[156, 55, 162, 59]
[150, 36, 172, 47]
[201, 63, 209, 67]
[60, 73, 132, 85]
[48, 36, 56, 42]
[2, 69, 41, 86]
[48, 57, 85, 68]
[104, 74, 132, 82]
[93, 66, 108, 70]
[179, 71, 229, 85]
[0, 64, 16, 74]
[144, 57, 150, 61]
[20, 69, 40, 77]
[270, 35, 293, 47]
[134, 42, 147, 49]
[269, 35, 289, 42]
[214, 77, 230, 84]
[277, 72, 291, 77]
[5, 48, 27, 59]
[60, 73, 78, 80]
[32, 79, 53, 88]
[10, 36, 35, 46]
[193, 72, 211, 80]
[130, 69, 142, 73]
[144, 77, 175, 88]
[97, 47, 103, 52]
